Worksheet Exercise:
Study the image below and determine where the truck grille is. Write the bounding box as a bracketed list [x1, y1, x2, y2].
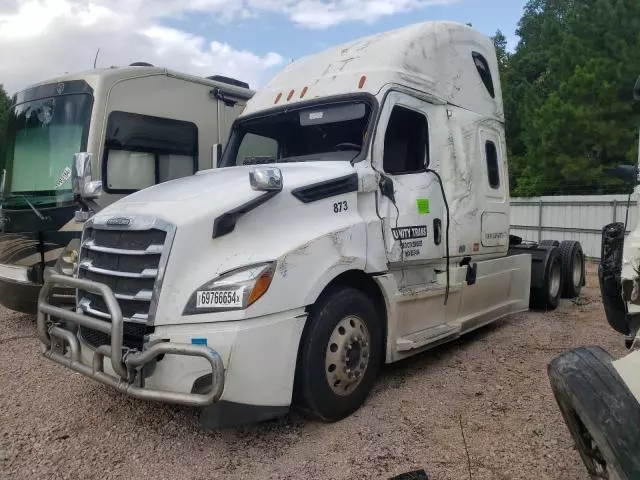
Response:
[77, 219, 174, 351]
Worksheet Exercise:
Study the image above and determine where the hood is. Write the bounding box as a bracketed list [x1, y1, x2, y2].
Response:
[93, 161, 358, 226]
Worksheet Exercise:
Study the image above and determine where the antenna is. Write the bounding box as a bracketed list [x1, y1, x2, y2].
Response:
[93, 48, 100, 69]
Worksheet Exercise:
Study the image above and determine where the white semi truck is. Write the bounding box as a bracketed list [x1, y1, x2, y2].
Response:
[0, 65, 253, 314]
[548, 77, 640, 480]
[37, 21, 585, 428]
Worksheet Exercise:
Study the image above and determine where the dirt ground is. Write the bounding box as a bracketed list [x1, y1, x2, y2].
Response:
[0, 263, 628, 480]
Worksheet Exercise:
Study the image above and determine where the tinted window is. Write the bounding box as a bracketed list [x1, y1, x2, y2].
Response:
[472, 52, 495, 99]
[383, 106, 429, 175]
[103, 111, 198, 193]
[485, 140, 500, 189]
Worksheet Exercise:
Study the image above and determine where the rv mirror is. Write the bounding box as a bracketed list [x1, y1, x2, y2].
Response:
[604, 164, 639, 184]
[634, 75, 640, 101]
[72, 152, 102, 199]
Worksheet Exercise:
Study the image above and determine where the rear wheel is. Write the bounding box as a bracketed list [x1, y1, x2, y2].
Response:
[548, 346, 640, 479]
[294, 287, 383, 422]
[531, 247, 563, 310]
[559, 240, 585, 299]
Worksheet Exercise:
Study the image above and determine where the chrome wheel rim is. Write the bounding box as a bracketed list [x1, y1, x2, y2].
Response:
[325, 315, 371, 396]
[550, 263, 561, 298]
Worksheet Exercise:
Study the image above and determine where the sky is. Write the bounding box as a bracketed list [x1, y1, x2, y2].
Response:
[0, 0, 528, 95]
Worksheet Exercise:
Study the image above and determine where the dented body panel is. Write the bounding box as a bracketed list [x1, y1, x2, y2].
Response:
[36, 21, 538, 426]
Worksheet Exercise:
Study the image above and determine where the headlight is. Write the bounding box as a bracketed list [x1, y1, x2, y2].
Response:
[183, 262, 276, 315]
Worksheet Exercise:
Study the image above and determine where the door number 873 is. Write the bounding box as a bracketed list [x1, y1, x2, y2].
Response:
[333, 201, 348, 213]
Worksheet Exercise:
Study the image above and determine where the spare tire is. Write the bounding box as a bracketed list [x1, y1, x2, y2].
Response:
[548, 346, 640, 479]
[559, 240, 585, 299]
[531, 246, 563, 311]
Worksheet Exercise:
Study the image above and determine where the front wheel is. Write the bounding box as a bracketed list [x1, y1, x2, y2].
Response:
[548, 346, 640, 479]
[294, 287, 383, 422]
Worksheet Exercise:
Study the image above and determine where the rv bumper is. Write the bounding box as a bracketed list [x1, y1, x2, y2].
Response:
[0, 264, 74, 314]
[37, 274, 225, 407]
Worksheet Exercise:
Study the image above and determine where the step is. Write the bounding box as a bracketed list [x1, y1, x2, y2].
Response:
[396, 324, 461, 352]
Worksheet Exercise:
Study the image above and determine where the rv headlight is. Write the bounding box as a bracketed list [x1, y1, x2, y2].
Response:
[183, 261, 276, 315]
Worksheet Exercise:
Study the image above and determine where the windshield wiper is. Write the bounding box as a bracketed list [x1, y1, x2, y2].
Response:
[18, 195, 48, 221]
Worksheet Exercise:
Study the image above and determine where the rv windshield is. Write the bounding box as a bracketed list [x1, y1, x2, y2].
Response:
[220, 100, 372, 167]
[2, 93, 93, 208]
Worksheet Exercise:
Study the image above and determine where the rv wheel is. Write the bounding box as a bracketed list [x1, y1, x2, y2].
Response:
[548, 346, 640, 479]
[531, 247, 563, 311]
[294, 287, 383, 422]
[559, 240, 585, 299]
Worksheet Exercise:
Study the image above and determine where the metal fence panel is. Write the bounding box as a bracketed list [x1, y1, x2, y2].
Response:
[510, 194, 637, 259]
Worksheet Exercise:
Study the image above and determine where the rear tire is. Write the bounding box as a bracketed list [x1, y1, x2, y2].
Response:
[559, 240, 585, 299]
[294, 287, 383, 422]
[548, 346, 640, 479]
[531, 247, 563, 311]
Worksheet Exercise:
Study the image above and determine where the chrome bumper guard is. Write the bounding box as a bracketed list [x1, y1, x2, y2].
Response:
[37, 274, 225, 407]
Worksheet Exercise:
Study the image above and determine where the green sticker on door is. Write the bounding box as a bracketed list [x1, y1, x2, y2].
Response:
[416, 198, 430, 215]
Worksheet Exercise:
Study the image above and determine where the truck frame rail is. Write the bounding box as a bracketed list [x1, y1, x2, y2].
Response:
[37, 274, 225, 407]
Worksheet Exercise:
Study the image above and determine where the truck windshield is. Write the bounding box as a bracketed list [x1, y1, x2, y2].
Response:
[2, 93, 92, 208]
[220, 100, 372, 167]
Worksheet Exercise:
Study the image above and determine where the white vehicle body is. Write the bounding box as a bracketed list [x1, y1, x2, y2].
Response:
[38, 22, 580, 428]
[0, 66, 253, 313]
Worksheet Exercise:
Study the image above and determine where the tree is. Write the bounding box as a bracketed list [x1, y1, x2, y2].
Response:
[504, 0, 640, 196]
[0, 85, 10, 162]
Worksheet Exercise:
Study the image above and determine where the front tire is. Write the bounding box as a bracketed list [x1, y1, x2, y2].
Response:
[548, 346, 640, 479]
[294, 287, 383, 422]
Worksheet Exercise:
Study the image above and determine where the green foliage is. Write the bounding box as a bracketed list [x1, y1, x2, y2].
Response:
[0, 85, 10, 162]
[503, 0, 640, 196]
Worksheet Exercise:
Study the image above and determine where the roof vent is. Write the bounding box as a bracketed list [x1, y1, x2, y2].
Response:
[206, 75, 250, 89]
[129, 62, 154, 67]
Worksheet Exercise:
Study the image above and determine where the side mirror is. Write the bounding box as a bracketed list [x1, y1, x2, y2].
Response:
[605, 164, 639, 184]
[634, 75, 640, 102]
[212, 143, 222, 167]
[72, 152, 102, 199]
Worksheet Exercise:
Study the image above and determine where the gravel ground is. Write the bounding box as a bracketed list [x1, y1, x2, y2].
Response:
[0, 264, 628, 480]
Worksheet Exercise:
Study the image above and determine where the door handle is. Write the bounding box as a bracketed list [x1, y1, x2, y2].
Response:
[433, 218, 442, 245]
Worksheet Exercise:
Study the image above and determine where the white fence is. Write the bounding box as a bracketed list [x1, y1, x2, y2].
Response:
[510, 194, 638, 259]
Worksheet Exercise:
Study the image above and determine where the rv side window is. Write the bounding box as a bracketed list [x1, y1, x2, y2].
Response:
[485, 140, 500, 189]
[103, 111, 198, 193]
[383, 106, 429, 175]
[235, 133, 278, 166]
[472, 52, 495, 99]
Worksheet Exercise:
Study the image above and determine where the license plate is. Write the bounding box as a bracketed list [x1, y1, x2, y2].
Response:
[196, 288, 244, 309]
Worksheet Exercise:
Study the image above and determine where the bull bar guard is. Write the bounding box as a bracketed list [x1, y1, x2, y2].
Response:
[37, 274, 225, 407]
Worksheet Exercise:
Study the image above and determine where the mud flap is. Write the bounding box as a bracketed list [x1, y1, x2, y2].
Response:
[598, 222, 631, 335]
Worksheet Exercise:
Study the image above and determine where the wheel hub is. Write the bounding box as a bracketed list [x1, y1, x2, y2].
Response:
[325, 315, 371, 396]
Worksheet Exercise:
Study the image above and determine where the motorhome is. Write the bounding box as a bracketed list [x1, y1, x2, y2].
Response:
[0, 65, 253, 313]
[38, 22, 584, 428]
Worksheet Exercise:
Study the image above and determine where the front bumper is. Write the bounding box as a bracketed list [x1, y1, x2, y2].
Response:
[0, 264, 74, 314]
[38, 274, 225, 407]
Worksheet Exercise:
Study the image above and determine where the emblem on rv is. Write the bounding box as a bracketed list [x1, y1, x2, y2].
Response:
[106, 217, 131, 226]
[56, 83, 65, 95]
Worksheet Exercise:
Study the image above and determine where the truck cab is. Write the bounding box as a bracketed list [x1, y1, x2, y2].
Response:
[0, 66, 253, 313]
[37, 21, 580, 428]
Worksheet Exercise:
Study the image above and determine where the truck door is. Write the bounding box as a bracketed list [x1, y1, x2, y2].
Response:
[479, 129, 509, 252]
[374, 91, 445, 266]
